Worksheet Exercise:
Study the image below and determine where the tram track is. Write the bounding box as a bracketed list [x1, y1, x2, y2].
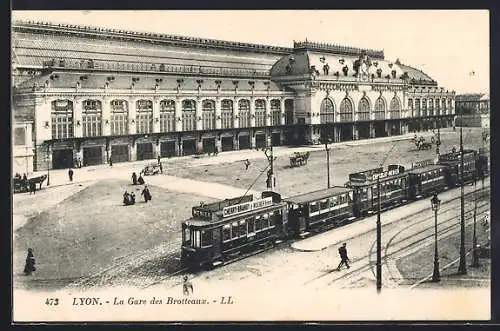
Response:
[301, 192, 489, 289]
[324, 204, 489, 289]
[301, 186, 488, 285]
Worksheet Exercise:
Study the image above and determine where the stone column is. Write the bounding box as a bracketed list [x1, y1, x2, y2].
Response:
[352, 124, 358, 140]
[101, 98, 111, 136]
[280, 98, 286, 125]
[153, 98, 161, 133]
[73, 98, 83, 138]
[215, 98, 222, 130]
[175, 98, 183, 132]
[250, 97, 256, 127]
[233, 98, 239, 129]
[128, 98, 137, 135]
[250, 130, 256, 149]
[196, 97, 202, 131]
[265, 98, 271, 127]
[233, 134, 239, 150]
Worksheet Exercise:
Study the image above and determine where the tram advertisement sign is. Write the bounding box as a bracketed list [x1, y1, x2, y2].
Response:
[222, 197, 273, 218]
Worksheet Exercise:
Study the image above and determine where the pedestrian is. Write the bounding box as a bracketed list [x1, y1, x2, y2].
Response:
[159, 161, 163, 174]
[130, 192, 136, 205]
[138, 174, 145, 185]
[141, 185, 152, 203]
[244, 159, 250, 171]
[157, 155, 161, 165]
[29, 181, 36, 195]
[132, 172, 138, 185]
[182, 275, 193, 296]
[68, 168, 74, 182]
[22, 173, 28, 182]
[337, 243, 350, 270]
[23, 248, 36, 275]
[109, 157, 113, 167]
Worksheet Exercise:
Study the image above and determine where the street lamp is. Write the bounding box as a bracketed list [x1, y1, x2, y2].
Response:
[430, 194, 441, 282]
[457, 111, 467, 275]
[376, 175, 382, 292]
[325, 139, 331, 189]
[471, 169, 480, 268]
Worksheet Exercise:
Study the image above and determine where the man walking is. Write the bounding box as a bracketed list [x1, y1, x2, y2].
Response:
[68, 168, 74, 182]
[337, 243, 350, 271]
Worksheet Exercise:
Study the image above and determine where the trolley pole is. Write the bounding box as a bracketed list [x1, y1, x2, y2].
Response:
[376, 175, 382, 292]
[265, 145, 275, 192]
[326, 141, 331, 189]
[472, 176, 480, 267]
[458, 116, 467, 275]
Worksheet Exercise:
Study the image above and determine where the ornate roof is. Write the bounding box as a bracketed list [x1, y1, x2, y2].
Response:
[455, 93, 489, 102]
[12, 20, 292, 55]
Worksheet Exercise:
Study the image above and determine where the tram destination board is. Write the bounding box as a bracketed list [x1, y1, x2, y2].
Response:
[222, 197, 273, 218]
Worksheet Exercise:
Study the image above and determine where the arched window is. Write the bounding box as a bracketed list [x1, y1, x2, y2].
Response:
[285, 99, 294, 125]
[374, 97, 386, 120]
[389, 97, 401, 119]
[447, 99, 453, 114]
[160, 99, 175, 132]
[221, 99, 233, 129]
[270, 99, 281, 126]
[415, 98, 421, 117]
[182, 99, 196, 131]
[238, 99, 251, 128]
[202, 100, 216, 130]
[136, 100, 153, 134]
[358, 98, 370, 121]
[435, 99, 440, 116]
[110, 100, 128, 135]
[339, 98, 353, 122]
[320, 98, 335, 124]
[51, 100, 74, 139]
[421, 98, 427, 117]
[82, 99, 102, 137]
[428, 98, 434, 116]
[255, 99, 266, 127]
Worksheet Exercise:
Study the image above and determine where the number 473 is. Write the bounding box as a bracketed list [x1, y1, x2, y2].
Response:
[45, 298, 59, 306]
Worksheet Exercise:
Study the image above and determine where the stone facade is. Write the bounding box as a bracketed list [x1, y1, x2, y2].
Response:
[12, 21, 456, 170]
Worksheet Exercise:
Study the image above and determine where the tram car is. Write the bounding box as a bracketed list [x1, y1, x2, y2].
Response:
[181, 192, 287, 270]
[345, 165, 408, 217]
[438, 149, 479, 186]
[285, 186, 355, 237]
[180, 148, 487, 271]
[407, 161, 448, 199]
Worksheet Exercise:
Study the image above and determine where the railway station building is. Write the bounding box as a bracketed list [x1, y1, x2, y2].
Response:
[12, 21, 456, 171]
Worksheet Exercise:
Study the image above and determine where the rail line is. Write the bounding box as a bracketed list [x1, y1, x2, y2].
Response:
[301, 196, 489, 289]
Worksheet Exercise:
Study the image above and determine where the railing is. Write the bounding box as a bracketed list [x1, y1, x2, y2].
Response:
[41, 58, 270, 77]
[294, 40, 384, 59]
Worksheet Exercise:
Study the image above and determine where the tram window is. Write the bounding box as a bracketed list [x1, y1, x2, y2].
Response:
[238, 220, 246, 237]
[255, 216, 263, 231]
[269, 214, 276, 227]
[261, 214, 268, 228]
[222, 224, 231, 242]
[330, 196, 337, 206]
[320, 199, 329, 210]
[193, 230, 201, 248]
[232, 222, 239, 238]
[183, 227, 191, 245]
[247, 218, 255, 233]
[201, 230, 212, 247]
[310, 202, 319, 214]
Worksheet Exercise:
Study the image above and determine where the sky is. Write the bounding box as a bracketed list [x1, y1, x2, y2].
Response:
[12, 10, 490, 94]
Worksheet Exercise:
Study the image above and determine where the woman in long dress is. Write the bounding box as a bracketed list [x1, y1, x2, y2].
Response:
[24, 248, 36, 275]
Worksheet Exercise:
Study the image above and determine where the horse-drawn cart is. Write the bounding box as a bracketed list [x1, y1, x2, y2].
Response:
[13, 174, 48, 193]
[289, 152, 310, 167]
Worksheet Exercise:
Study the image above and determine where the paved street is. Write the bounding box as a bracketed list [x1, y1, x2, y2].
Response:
[12, 127, 490, 292]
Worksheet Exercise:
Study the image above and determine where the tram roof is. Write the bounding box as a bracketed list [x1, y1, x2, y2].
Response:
[285, 186, 352, 204]
[408, 164, 446, 174]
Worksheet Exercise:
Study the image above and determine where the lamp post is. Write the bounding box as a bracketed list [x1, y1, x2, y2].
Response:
[376, 175, 382, 292]
[325, 140, 331, 189]
[471, 170, 480, 267]
[431, 194, 441, 282]
[457, 110, 467, 274]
